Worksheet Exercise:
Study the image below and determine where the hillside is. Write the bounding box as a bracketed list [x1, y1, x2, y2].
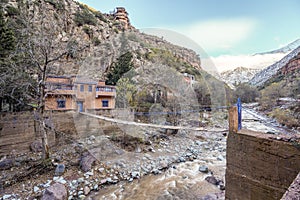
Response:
[249, 46, 300, 87]
[1, 0, 230, 112]
[262, 51, 300, 91]
[2, 0, 201, 78]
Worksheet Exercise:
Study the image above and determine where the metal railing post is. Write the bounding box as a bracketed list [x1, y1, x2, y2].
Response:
[237, 98, 242, 131]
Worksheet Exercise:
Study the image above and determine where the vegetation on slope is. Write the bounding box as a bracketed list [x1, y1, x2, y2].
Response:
[258, 65, 300, 128]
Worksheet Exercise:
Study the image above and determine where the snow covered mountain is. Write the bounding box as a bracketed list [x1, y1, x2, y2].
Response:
[255, 39, 300, 55]
[218, 67, 260, 88]
[215, 38, 300, 88]
[249, 46, 300, 86]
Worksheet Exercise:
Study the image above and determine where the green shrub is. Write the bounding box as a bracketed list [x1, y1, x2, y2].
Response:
[127, 33, 139, 42]
[82, 25, 93, 37]
[66, 40, 78, 58]
[233, 83, 259, 103]
[113, 28, 119, 34]
[6, 6, 19, 16]
[74, 10, 97, 26]
[113, 21, 120, 26]
[92, 37, 101, 46]
[269, 108, 299, 128]
[94, 11, 108, 23]
[44, 0, 64, 10]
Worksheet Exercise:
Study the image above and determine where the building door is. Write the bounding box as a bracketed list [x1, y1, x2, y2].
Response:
[77, 102, 83, 112]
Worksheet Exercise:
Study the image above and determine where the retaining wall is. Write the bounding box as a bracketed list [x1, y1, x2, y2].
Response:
[225, 130, 300, 199]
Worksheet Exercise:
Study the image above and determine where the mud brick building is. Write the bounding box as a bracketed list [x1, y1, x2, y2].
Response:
[45, 75, 116, 111]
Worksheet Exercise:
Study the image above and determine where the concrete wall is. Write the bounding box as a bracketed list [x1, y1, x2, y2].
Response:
[225, 130, 300, 200]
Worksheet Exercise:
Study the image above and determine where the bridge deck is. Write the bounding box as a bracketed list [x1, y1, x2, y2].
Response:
[80, 112, 212, 131]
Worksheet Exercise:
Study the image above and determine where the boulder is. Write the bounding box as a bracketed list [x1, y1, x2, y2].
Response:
[0, 158, 14, 170]
[41, 183, 67, 200]
[80, 152, 96, 172]
[200, 193, 225, 200]
[84, 186, 90, 195]
[55, 164, 65, 176]
[131, 171, 140, 179]
[201, 194, 218, 200]
[199, 165, 209, 173]
[205, 176, 218, 185]
[30, 140, 43, 152]
[217, 155, 224, 161]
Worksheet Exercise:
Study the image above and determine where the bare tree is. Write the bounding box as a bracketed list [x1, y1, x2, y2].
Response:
[7, 0, 88, 159]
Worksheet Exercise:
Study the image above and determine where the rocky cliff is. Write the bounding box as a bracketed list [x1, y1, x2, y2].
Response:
[280, 52, 300, 75]
[2, 0, 201, 80]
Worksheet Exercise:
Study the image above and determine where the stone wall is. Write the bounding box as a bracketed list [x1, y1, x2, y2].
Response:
[225, 130, 300, 200]
[0, 111, 114, 156]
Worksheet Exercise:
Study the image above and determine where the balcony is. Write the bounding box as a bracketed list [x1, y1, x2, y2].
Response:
[96, 87, 116, 97]
[96, 91, 116, 97]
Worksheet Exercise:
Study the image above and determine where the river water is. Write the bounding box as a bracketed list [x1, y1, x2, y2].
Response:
[91, 160, 225, 200]
[242, 104, 298, 135]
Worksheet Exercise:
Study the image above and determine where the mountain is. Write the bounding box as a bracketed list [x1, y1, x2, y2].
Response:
[218, 67, 260, 88]
[1, 0, 230, 111]
[261, 51, 300, 90]
[255, 39, 300, 55]
[249, 46, 300, 86]
[216, 39, 300, 88]
[1, 0, 201, 77]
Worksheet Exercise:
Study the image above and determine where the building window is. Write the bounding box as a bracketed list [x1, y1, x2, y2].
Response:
[88, 85, 92, 92]
[57, 99, 66, 108]
[96, 87, 115, 92]
[102, 100, 109, 107]
[80, 85, 84, 92]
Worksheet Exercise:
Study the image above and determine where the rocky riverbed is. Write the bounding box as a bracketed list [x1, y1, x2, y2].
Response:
[2, 106, 295, 200]
[0, 124, 227, 200]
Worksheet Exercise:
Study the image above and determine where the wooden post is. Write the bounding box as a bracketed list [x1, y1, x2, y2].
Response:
[237, 98, 242, 130]
[229, 106, 238, 133]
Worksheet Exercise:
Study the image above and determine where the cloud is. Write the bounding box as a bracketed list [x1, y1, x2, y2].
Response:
[209, 53, 287, 72]
[177, 18, 257, 53]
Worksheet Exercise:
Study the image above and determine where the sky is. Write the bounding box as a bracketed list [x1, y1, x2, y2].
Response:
[79, 0, 300, 71]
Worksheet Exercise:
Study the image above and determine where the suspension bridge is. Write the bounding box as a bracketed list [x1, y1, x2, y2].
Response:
[80, 112, 228, 132]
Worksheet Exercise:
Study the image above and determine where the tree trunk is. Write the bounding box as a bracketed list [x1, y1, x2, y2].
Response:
[40, 68, 50, 160]
[41, 125, 49, 159]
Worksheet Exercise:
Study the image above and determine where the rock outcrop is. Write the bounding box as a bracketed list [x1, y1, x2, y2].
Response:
[114, 7, 131, 30]
[3, 0, 202, 80]
[280, 52, 300, 75]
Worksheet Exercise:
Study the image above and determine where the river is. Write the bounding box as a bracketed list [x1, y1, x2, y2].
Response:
[88, 105, 297, 200]
[90, 160, 225, 200]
